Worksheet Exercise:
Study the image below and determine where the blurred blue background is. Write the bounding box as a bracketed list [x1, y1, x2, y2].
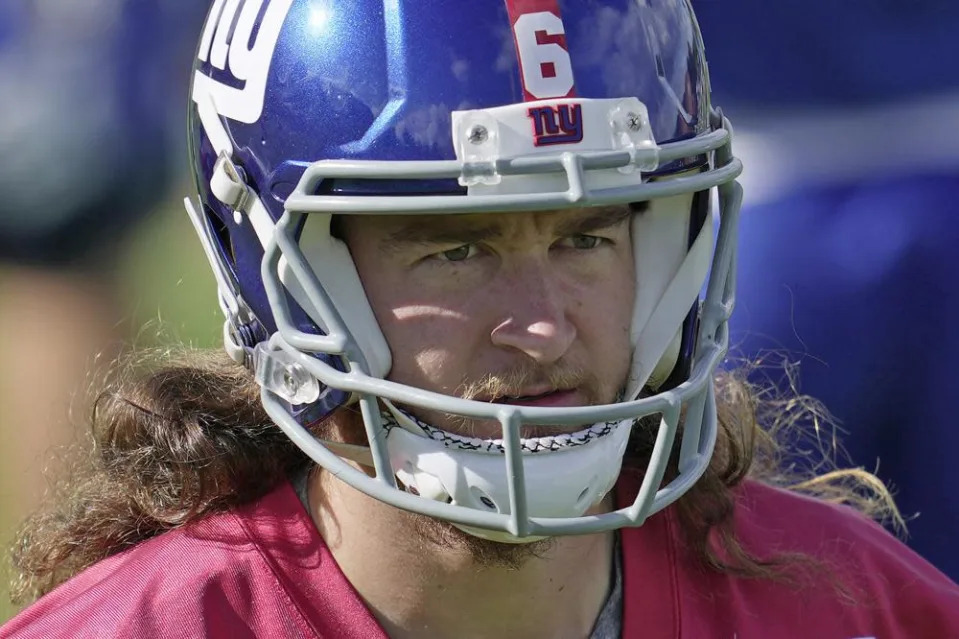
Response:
[696, 0, 959, 581]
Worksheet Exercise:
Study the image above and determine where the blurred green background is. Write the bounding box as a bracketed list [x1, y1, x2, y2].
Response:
[0, 194, 221, 623]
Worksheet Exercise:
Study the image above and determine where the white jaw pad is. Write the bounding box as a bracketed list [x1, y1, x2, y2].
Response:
[278, 213, 391, 378]
[386, 415, 633, 543]
[627, 190, 712, 397]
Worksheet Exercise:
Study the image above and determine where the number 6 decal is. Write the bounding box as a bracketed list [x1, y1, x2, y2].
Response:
[512, 10, 576, 100]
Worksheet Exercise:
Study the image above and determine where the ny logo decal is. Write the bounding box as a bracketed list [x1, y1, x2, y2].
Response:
[527, 104, 584, 146]
[193, 0, 293, 124]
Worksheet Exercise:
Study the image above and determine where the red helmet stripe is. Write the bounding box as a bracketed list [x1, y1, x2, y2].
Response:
[503, 0, 577, 101]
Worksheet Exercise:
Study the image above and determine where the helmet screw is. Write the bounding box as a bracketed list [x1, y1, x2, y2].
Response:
[625, 112, 645, 131]
[282, 369, 299, 396]
[468, 125, 489, 144]
[479, 496, 496, 509]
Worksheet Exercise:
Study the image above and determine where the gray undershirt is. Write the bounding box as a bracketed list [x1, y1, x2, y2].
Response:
[589, 531, 623, 639]
[291, 471, 624, 638]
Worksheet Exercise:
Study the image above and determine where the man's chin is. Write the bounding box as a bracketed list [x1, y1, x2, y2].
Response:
[408, 509, 556, 570]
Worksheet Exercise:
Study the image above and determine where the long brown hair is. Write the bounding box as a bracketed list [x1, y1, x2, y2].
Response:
[7, 348, 901, 604]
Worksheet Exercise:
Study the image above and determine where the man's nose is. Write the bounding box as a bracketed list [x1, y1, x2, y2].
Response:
[489, 260, 576, 364]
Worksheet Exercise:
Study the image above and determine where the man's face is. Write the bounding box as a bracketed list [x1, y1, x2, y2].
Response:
[341, 206, 636, 438]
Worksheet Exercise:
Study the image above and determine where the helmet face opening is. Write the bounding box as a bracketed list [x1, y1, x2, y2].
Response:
[186, 0, 743, 540]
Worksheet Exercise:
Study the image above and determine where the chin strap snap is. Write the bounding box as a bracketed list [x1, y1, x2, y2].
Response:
[251, 343, 322, 406]
[210, 151, 250, 214]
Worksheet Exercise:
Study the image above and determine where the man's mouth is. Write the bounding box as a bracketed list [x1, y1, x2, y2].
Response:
[485, 388, 581, 408]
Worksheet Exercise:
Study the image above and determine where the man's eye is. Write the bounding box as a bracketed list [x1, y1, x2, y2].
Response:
[439, 244, 476, 262]
[567, 234, 603, 250]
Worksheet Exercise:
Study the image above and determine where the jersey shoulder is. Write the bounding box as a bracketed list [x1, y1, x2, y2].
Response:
[724, 480, 959, 634]
[0, 483, 323, 639]
[735, 479, 936, 570]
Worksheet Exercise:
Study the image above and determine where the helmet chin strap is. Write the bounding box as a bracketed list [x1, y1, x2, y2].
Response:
[381, 401, 634, 544]
[310, 398, 632, 543]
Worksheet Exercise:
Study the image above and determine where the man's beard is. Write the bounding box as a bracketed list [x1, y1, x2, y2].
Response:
[325, 360, 664, 569]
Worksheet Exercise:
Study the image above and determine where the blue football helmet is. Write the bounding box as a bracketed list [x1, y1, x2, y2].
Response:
[185, 0, 742, 541]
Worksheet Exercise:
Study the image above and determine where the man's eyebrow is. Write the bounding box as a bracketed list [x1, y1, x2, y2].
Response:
[382, 221, 502, 249]
[555, 205, 635, 236]
[380, 204, 641, 250]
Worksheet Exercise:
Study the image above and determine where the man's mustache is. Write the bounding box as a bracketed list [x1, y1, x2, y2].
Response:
[456, 363, 595, 403]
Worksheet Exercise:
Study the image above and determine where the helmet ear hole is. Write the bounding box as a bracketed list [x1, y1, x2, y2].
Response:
[471, 487, 499, 511]
[576, 486, 591, 508]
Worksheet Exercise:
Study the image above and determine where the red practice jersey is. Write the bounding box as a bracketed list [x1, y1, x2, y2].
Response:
[3, 475, 958, 638]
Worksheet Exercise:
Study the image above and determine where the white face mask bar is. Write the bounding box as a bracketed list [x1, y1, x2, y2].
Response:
[251, 104, 742, 540]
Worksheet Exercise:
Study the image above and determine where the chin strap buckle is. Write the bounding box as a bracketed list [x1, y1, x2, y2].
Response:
[211, 151, 251, 213]
[252, 343, 321, 406]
